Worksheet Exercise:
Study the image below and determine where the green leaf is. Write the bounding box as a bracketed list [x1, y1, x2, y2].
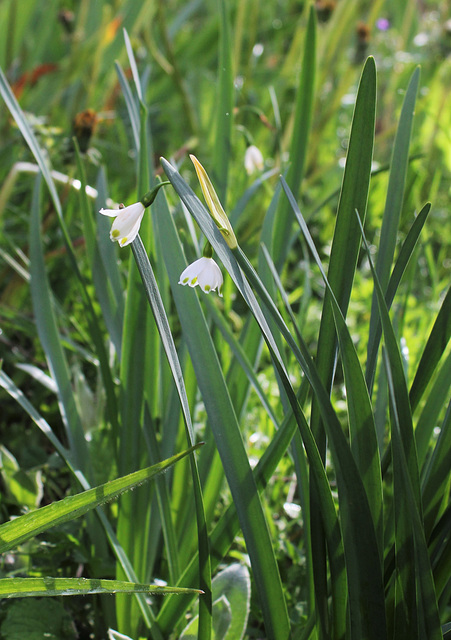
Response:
[0, 444, 201, 553]
[422, 399, 451, 539]
[160, 158, 352, 640]
[308, 58, 376, 635]
[152, 188, 290, 640]
[0, 598, 76, 640]
[155, 387, 302, 633]
[366, 67, 421, 391]
[358, 214, 441, 639]
[366, 202, 431, 394]
[29, 175, 89, 473]
[0, 369, 162, 634]
[409, 285, 451, 412]
[0, 577, 202, 599]
[180, 564, 251, 640]
[281, 176, 383, 557]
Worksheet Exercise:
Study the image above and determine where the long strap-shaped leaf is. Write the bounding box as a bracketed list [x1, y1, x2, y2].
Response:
[152, 192, 291, 640]
[28, 176, 89, 473]
[0, 578, 201, 599]
[155, 389, 304, 632]
[281, 176, 384, 559]
[160, 158, 387, 639]
[0, 444, 201, 553]
[129, 235, 212, 640]
[312, 56, 376, 414]
[307, 58, 376, 635]
[366, 67, 420, 392]
[213, 0, 233, 203]
[409, 285, 451, 412]
[0, 370, 163, 638]
[357, 214, 441, 639]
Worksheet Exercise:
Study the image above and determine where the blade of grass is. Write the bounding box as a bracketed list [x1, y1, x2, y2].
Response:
[421, 399, 451, 540]
[0, 370, 163, 639]
[281, 176, 384, 557]
[129, 235, 212, 640]
[357, 214, 442, 637]
[29, 175, 89, 474]
[0, 444, 201, 553]
[366, 67, 420, 392]
[409, 285, 451, 413]
[0, 578, 202, 599]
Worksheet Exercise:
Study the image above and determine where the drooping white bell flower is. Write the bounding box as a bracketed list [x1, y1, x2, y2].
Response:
[178, 256, 223, 297]
[244, 145, 264, 175]
[99, 182, 171, 247]
[99, 201, 146, 247]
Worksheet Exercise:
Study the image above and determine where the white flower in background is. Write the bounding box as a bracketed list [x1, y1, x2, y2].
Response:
[244, 145, 264, 175]
[99, 201, 146, 247]
[179, 257, 223, 296]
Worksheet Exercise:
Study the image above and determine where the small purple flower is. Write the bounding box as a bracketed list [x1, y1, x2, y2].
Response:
[376, 18, 390, 31]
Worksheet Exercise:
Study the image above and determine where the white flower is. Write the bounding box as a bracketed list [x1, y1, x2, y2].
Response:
[244, 145, 264, 175]
[99, 201, 146, 247]
[178, 257, 223, 296]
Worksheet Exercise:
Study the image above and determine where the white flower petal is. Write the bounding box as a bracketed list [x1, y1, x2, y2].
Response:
[178, 257, 223, 296]
[99, 207, 120, 218]
[100, 201, 146, 246]
[244, 145, 264, 175]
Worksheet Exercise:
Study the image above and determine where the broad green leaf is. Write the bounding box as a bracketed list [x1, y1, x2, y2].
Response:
[180, 564, 250, 640]
[0, 598, 75, 640]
